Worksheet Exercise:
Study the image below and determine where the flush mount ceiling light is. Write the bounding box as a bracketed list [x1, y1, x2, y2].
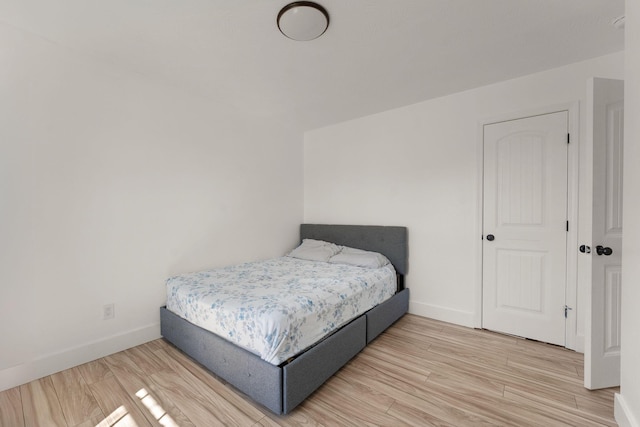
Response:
[277, 2, 329, 41]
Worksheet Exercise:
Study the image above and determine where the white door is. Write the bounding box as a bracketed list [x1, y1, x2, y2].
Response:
[483, 112, 568, 346]
[584, 78, 624, 390]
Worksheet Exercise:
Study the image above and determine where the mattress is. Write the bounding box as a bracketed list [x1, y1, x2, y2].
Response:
[165, 257, 396, 365]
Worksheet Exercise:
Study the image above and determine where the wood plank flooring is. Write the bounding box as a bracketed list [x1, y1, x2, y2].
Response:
[0, 315, 619, 426]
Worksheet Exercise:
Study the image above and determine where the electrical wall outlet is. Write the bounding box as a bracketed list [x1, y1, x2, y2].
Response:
[103, 303, 115, 320]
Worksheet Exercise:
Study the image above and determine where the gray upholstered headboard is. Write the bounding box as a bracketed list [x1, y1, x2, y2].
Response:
[300, 224, 408, 276]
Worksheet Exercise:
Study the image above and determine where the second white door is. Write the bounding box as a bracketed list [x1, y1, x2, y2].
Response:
[585, 78, 624, 389]
[483, 111, 568, 346]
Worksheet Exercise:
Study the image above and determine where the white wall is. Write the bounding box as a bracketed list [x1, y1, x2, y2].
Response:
[0, 23, 303, 390]
[304, 52, 624, 335]
[616, 1, 640, 425]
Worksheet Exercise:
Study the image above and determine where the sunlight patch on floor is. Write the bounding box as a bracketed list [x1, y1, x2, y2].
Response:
[136, 387, 178, 427]
[92, 387, 178, 427]
[95, 405, 136, 427]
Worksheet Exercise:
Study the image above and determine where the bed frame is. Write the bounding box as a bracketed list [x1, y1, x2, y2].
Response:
[160, 224, 409, 414]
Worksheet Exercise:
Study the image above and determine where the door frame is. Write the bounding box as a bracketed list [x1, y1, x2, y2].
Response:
[474, 102, 581, 351]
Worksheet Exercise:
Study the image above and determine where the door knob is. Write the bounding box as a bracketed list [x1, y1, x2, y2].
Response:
[486, 234, 495, 241]
[595, 245, 613, 256]
[579, 245, 591, 254]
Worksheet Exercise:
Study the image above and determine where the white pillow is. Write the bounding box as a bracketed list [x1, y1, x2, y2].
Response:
[287, 239, 341, 262]
[328, 246, 390, 268]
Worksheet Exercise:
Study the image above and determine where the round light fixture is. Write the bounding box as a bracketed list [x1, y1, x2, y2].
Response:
[277, 2, 329, 41]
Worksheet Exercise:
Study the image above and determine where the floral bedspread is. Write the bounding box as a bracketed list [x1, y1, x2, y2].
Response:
[165, 257, 396, 365]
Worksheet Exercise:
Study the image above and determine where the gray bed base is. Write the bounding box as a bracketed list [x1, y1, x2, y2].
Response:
[160, 224, 409, 415]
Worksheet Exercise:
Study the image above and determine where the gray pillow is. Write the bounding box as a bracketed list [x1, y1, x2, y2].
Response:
[328, 246, 390, 268]
[287, 239, 341, 262]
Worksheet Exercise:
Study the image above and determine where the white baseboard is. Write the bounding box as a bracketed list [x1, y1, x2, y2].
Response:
[409, 301, 476, 328]
[616, 393, 640, 427]
[0, 323, 161, 392]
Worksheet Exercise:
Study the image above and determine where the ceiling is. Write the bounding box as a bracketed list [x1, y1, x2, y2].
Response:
[0, 0, 625, 131]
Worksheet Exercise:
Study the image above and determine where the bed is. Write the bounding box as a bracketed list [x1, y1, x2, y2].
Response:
[160, 224, 409, 414]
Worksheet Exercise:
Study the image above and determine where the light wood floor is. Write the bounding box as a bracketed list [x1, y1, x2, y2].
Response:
[0, 314, 619, 426]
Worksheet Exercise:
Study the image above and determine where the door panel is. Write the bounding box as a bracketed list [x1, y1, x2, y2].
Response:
[497, 133, 544, 226]
[496, 249, 544, 312]
[585, 78, 623, 390]
[483, 112, 568, 346]
[604, 266, 622, 354]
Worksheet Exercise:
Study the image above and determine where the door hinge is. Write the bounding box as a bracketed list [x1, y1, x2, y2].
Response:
[566, 220, 569, 232]
[567, 133, 570, 144]
[564, 305, 573, 318]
